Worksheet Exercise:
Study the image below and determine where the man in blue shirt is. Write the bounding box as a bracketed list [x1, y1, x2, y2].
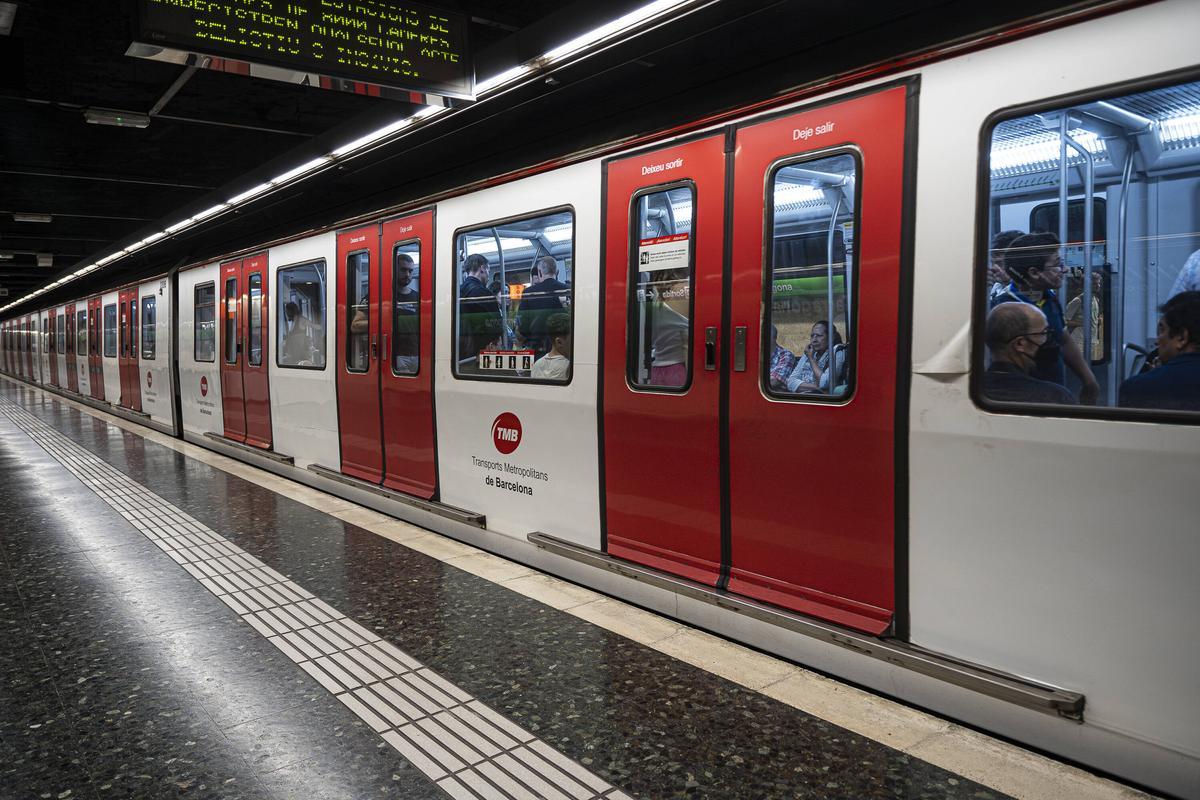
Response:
[1119, 291, 1200, 412]
[991, 232, 1099, 404]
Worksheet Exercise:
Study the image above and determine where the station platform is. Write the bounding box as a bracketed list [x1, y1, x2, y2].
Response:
[0, 375, 1157, 800]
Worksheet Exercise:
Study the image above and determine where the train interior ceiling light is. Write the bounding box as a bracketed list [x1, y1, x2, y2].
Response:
[989, 80, 1200, 180]
[0, 0, 701, 314]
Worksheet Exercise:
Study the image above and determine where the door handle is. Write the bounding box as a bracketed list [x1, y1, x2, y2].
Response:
[382, 333, 389, 363]
[733, 326, 747, 372]
[370, 334, 379, 361]
[704, 326, 717, 371]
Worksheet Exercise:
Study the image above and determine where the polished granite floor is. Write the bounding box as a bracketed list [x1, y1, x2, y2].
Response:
[0, 379, 1013, 800]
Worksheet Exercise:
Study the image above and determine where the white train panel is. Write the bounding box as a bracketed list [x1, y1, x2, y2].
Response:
[268, 233, 340, 469]
[909, 0, 1200, 776]
[138, 277, 173, 428]
[434, 161, 603, 549]
[178, 264, 224, 437]
[101, 291, 121, 402]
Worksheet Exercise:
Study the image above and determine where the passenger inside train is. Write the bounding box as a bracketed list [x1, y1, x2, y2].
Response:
[531, 312, 571, 380]
[278, 260, 326, 368]
[983, 76, 1200, 413]
[392, 246, 420, 375]
[1118, 290, 1200, 410]
[765, 152, 855, 399]
[455, 209, 574, 381]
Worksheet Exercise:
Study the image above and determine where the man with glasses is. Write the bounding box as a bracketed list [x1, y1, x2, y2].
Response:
[992, 231, 1100, 404]
[983, 302, 1076, 405]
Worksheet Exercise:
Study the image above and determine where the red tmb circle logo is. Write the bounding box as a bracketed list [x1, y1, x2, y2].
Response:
[146, 371, 152, 388]
[200, 376, 208, 397]
[491, 412, 522, 455]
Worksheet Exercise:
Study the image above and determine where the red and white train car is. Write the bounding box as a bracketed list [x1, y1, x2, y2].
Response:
[4, 3, 1200, 796]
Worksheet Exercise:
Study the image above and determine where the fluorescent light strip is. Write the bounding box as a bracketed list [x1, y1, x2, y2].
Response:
[270, 156, 331, 186]
[95, 251, 127, 266]
[475, 65, 534, 94]
[1160, 112, 1200, 144]
[189, 203, 228, 223]
[544, 0, 690, 62]
[165, 219, 191, 234]
[228, 182, 273, 205]
[331, 119, 411, 157]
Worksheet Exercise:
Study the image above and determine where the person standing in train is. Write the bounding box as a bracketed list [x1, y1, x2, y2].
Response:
[987, 230, 1024, 303]
[982, 303, 1075, 404]
[1118, 291, 1200, 411]
[531, 313, 571, 380]
[991, 232, 1100, 404]
[517, 256, 569, 359]
[459, 254, 503, 365]
[392, 253, 420, 374]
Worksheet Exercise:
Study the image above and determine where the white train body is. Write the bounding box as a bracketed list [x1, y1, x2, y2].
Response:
[4, 3, 1198, 796]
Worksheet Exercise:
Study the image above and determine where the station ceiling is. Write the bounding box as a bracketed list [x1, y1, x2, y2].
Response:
[0, 0, 1105, 312]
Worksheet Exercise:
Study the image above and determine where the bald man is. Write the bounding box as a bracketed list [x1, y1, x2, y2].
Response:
[983, 302, 1076, 404]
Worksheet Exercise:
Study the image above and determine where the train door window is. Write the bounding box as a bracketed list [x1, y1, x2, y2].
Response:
[628, 185, 695, 391]
[453, 208, 574, 382]
[763, 153, 858, 399]
[194, 283, 216, 362]
[103, 304, 117, 357]
[346, 251, 370, 373]
[391, 241, 420, 376]
[979, 76, 1200, 416]
[224, 277, 238, 364]
[76, 309, 87, 358]
[248, 272, 263, 366]
[141, 296, 156, 359]
[278, 261, 326, 369]
[57, 314, 65, 353]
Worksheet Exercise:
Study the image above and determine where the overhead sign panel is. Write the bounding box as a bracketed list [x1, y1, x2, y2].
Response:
[134, 0, 474, 100]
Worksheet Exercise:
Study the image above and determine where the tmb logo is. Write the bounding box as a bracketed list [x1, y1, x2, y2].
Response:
[200, 375, 208, 397]
[491, 412, 522, 455]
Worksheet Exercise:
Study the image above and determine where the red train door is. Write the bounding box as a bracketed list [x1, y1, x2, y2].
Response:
[47, 309, 59, 386]
[724, 85, 910, 634]
[119, 288, 142, 411]
[65, 304, 79, 392]
[219, 259, 248, 442]
[602, 85, 911, 634]
[88, 297, 105, 401]
[602, 134, 728, 585]
[218, 253, 273, 448]
[335, 224, 383, 483]
[379, 210, 437, 498]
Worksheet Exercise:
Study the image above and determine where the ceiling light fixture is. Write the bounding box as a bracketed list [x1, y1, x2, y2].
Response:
[83, 108, 151, 129]
[0, 2, 17, 37]
[12, 212, 52, 223]
[543, 0, 695, 63]
[269, 156, 332, 186]
[36, 253, 53, 267]
[228, 182, 273, 205]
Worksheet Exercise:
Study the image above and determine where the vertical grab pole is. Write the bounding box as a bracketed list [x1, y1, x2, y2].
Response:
[1115, 148, 1135, 392]
[1064, 129, 1095, 398]
[826, 194, 843, 393]
[491, 228, 508, 350]
[1057, 114, 1070, 320]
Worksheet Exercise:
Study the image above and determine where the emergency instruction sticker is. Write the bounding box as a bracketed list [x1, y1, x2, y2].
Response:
[480, 350, 534, 372]
[637, 233, 690, 272]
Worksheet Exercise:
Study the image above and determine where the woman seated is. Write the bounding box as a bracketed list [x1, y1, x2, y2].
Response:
[785, 320, 845, 393]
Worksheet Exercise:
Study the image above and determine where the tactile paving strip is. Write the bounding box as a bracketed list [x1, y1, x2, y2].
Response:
[0, 395, 633, 800]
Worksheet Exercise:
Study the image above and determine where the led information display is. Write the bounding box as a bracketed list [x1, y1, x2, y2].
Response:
[136, 0, 473, 98]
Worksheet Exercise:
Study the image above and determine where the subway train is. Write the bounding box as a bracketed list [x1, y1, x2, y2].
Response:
[4, 3, 1199, 797]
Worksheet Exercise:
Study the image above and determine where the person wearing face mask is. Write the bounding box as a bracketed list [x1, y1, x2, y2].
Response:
[983, 302, 1076, 404]
[991, 232, 1100, 404]
[1118, 291, 1200, 411]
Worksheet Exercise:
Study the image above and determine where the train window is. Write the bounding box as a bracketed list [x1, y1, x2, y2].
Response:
[278, 261, 326, 369]
[104, 304, 117, 357]
[979, 76, 1200, 416]
[248, 272, 263, 366]
[763, 153, 858, 400]
[453, 208, 574, 382]
[346, 251, 370, 373]
[76, 309, 87, 359]
[194, 283, 216, 362]
[56, 314, 65, 354]
[391, 242, 420, 376]
[628, 185, 694, 391]
[141, 296, 156, 360]
[224, 278, 238, 364]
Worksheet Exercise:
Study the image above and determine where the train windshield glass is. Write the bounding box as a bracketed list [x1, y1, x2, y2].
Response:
[453, 209, 574, 382]
[764, 153, 857, 400]
[194, 283, 216, 362]
[392, 242, 420, 376]
[278, 261, 326, 369]
[104, 304, 117, 357]
[628, 185, 694, 391]
[980, 77, 1200, 416]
